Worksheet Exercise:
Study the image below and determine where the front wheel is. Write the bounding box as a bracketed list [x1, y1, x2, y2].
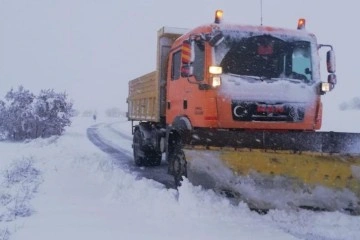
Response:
[171, 147, 187, 187]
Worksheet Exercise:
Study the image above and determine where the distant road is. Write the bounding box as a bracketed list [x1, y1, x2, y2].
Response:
[87, 123, 175, 188]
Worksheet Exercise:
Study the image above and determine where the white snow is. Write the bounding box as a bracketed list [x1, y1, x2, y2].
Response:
[1, 116, 359, 240]
[219, 74, 316, 103]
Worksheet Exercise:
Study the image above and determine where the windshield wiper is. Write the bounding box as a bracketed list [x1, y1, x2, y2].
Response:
[227, 73, 307, 84]
[259, 76, 274, 81]
[271, 77, 303, 83]
[239, 74, 274, 82]
[226, 73, 301, 83]
[228, 73, 263, 82]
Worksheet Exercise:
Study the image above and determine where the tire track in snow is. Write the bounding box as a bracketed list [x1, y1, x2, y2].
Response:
[107, 122, 133, 141]
[87, 124, 132, 161]
[87, 123, 176, 188]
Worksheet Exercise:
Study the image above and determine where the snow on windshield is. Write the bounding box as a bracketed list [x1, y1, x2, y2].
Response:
[215, 32, 313, 82]
[211, 25, 319, 103]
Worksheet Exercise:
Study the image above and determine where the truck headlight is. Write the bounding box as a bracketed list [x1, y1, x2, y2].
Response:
[209, 66, 223, 74]
[212, 76, 221, 87]
[321, 82, 331, 94]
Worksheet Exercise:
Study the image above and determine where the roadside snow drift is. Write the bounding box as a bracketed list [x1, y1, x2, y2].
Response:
[0, 116, 359, 240]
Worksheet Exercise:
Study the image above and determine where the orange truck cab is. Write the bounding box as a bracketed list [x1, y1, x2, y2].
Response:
[165, 11, 336, 132]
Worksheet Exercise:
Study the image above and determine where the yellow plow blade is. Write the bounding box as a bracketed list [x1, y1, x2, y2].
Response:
[184, 148, 360, 214]
[222, 149, 360, 192]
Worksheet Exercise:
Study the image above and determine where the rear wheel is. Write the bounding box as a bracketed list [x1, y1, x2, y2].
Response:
[147, 152, 162, 167]
[133, 129, 144, 166]
[133, 128, 162, 167]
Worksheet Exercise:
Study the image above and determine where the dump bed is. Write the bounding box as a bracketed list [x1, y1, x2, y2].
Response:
[127, 71, 159, 121]
[127, 27, 188, 122]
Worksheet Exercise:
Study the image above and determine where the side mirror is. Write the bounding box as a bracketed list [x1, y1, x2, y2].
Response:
[328, 73, 337, 89]
[326, 50, 336, 73]
[181, 40, 195, 78]
[181, 65, 194, 78]
[181, 40, 194, 64]
[320, 74, 337, 95]
[209, 31, 224, 47]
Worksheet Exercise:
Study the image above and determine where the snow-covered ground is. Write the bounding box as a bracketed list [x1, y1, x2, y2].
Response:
[1, 116, 360, 240]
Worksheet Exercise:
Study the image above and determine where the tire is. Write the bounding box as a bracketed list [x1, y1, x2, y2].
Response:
[147, 152, 162, 167]
[133, 128, 162, 167]
[172, 146, 187, 187]
[133, 129, 144, 166]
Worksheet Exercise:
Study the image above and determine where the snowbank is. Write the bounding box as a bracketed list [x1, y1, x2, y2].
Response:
[0, 116, 359, 240]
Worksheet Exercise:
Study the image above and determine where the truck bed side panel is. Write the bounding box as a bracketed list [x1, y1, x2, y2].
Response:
[127, 71, 159, 122]
[127, 27, 188, 123]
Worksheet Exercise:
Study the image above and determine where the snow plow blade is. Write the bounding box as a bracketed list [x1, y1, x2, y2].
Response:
[183, 130, 360, 214]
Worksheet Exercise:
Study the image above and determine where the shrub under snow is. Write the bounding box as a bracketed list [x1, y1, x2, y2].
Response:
[0, 158, 42, 239]
[0, 86, 73, 140]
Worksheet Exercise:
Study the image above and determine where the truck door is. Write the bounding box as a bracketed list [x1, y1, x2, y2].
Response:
[166, 49, 185, 123]
[183, 40, 206, 122]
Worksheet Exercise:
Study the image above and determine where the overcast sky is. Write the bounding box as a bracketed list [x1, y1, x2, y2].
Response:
[1, 0, 360, 129]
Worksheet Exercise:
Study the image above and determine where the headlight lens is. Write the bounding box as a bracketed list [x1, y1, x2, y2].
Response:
[321, 82, 331, 92]
[212, 76, 221, 87]
[209, 66, 223, 74]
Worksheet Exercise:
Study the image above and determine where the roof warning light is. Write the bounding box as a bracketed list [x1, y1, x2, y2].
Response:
[215, 10, 223, 24]
[297, 18, 306, 30]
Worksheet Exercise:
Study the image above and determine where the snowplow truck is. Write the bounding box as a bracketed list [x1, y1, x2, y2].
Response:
[127, 10, 360, 214]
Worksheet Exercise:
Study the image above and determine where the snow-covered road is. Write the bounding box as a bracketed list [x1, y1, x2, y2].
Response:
[87, 122, 175, 188]
[1, 116, 360, 240]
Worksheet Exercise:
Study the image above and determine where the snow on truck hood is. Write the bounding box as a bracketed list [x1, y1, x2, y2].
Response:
[219, 74, 317, 103]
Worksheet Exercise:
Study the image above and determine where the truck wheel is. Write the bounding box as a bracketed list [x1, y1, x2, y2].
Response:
[133, 129, 144, 166]
[133, 128, 162, 167]
[147, 152, 162, 167]
[172, 148, 187, 187]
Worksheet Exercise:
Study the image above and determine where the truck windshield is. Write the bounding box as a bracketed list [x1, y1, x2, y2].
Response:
[215, 35, 312, 82]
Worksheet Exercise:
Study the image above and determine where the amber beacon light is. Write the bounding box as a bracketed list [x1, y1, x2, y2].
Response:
[214, 10, 223, 24]
[297, 18, 306, 30]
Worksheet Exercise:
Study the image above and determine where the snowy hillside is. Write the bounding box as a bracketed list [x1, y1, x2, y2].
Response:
[0, 116, 359, 240]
